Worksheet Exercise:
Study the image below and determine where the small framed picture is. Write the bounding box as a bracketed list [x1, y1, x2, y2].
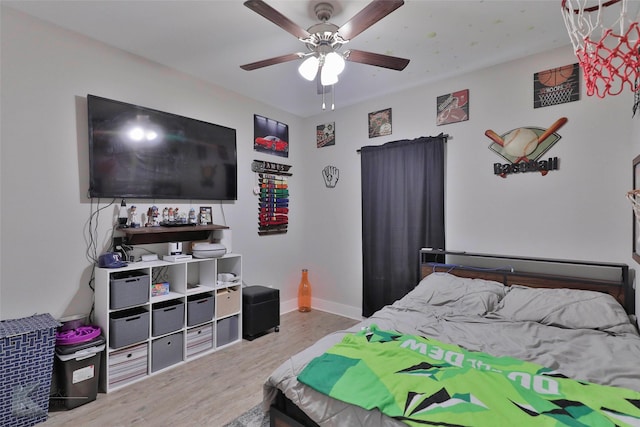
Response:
[368, 108, 392, 138]
[253, 114, 289, 158]
[534, 63, 580, 108]
[317, 122, 335, 148]
[436, 89, 469, 125]
[199, 206, 212, 225]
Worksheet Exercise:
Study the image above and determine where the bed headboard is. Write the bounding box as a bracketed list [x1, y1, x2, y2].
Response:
[420, 250, 634, 314]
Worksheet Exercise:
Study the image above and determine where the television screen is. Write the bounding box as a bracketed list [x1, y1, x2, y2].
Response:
[88, 95, 237, 200]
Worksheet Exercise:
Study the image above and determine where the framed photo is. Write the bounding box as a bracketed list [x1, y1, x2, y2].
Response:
[317, 122, 335, 148]
[199, 206, 212, 225]
[633, 155, 640, 264]
[534, 63, 580, 108]
[368, 108, 392, 138]
[436, 89, 469, 126]
[253, 114, 289, 158]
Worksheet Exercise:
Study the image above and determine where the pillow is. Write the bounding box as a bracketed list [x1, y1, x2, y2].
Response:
[492, 285, 630, 330]
[409, 273, 507, 315]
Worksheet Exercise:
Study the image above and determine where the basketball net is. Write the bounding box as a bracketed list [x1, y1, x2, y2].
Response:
[561, 0, 640, 97]
[627, 189, 640, 225]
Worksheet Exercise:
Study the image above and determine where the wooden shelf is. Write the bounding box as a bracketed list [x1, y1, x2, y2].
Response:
[119, 224, 229, 245]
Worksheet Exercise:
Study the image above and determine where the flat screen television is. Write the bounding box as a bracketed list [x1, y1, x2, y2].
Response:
[88, 94, 237, 200]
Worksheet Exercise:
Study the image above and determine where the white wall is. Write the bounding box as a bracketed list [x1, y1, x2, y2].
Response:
[298, 46, 636, 316]
[1, 7, 638, 321]
[0, 8, 306, 320]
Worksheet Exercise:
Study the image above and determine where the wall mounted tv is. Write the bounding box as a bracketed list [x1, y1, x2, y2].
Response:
[88, 94, 237, 200]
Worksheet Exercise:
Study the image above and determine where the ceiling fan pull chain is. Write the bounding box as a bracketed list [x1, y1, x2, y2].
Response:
[331, 85, 335, 110]
[322, 85, 326, 110]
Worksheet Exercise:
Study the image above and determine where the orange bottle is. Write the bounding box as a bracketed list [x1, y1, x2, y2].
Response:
[298, 269, 312, 312]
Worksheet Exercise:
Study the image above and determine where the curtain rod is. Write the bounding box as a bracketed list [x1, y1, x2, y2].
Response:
[356, 133, 450, 153]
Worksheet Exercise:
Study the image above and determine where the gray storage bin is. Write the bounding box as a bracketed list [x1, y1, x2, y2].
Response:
[152, 299, 185, 337]
[109, 307, 149, 349]
[187, 293, 214, 326]
[216, 315, 239, 347]
[151, 332, 184, 372]
[110, 271, 150, 309]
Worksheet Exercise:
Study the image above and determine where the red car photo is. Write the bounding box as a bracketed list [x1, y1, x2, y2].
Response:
[255, 135, 288, 153]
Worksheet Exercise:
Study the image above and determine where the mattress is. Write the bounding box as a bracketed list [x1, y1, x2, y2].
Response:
[263, 272, 640, 426]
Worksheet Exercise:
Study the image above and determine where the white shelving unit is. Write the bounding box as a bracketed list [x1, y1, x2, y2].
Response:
[94, 253, 242, 393]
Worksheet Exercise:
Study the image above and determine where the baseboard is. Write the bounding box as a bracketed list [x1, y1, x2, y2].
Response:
[280, 297, 363, 321]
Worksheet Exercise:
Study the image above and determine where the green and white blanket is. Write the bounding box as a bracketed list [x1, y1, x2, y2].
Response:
[298, 326, 640, 427]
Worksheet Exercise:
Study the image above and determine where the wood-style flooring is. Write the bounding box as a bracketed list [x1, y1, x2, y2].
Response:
[43, 310, 359, 426]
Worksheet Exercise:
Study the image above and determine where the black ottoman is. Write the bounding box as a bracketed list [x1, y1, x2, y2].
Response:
[243, 285, 280, 340]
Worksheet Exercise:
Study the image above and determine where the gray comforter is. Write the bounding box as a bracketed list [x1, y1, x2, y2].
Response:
[263, 273, 640, 426]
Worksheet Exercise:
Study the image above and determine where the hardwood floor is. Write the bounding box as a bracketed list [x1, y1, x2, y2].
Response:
[43, 310, 359, 427]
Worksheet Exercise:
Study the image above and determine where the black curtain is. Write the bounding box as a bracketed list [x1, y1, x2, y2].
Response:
[360, 135, 446, 317]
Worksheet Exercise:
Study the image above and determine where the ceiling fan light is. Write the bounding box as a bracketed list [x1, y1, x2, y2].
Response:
[298, 56, 319, 81]
[321, 67, 339, 86]
[324, 51, 345, 76]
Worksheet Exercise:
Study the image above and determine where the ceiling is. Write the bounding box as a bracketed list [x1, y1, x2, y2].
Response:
[4, 0, 574, 118]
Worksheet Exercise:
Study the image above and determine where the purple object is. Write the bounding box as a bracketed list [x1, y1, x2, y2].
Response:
[56, 325, 102, 345]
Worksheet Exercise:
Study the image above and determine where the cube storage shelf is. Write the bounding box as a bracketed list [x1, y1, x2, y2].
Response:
[94, 253, 242, 392]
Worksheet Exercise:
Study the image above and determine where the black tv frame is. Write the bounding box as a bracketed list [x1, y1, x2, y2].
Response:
[87, 95, 237, 201]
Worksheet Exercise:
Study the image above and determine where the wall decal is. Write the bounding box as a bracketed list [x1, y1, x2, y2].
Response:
[252, 160, 291, 236]
[258, 174, 289, 235]
[485, 117, 568, 178]
[368, 108, 392, 138]
[317, 122, 335, 148]
[436, 89, 469, 125]
[534, 64, 580, 108]
[251, 159, 292, 176]
[253, 114, 289, 158]
[322, 165, 339, 188]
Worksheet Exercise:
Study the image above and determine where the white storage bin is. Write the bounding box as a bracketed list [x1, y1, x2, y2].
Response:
[216, 287, 240, 318]
[186, 324, 214, 357]
[107, 342, 148, 389]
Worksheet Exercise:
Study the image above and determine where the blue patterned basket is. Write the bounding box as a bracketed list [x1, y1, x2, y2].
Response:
[0, 313, 60, 427]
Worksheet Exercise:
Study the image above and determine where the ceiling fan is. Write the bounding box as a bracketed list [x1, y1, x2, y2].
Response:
[240, 0, 410, 87]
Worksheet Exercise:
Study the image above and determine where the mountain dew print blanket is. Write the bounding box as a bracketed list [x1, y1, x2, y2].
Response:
[264, 273, 640, 426]
[298, 326, 640, 427]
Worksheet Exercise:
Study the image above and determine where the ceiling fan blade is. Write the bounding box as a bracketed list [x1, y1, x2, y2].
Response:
[244, 0, 310, 39]
[345, 49, 410, 71]
[240, 53, 302, 71]
[338, 0, 404, 41]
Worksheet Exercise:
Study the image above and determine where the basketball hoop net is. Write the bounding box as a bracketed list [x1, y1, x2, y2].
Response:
[627, 189, 640, 224]
[561, 0, 640, 97]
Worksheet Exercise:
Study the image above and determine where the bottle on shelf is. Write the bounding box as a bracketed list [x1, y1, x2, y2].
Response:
[298, 269, 312, 312]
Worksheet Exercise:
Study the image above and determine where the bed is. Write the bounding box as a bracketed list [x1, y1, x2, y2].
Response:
[264, 250, 640, 426]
